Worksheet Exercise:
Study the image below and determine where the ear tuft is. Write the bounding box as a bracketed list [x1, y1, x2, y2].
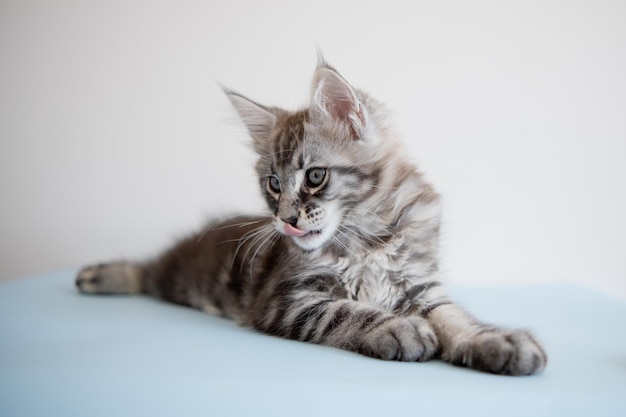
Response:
[315, 48, 331, 71]
[311, 67, 368, 140]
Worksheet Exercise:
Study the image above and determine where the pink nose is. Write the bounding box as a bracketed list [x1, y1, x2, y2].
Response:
[284, 223, 307, 237]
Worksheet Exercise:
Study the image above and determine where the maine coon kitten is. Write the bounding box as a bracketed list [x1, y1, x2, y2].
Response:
[76, 58, 547, 376]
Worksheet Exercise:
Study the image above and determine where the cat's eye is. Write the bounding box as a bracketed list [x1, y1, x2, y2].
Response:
[306, 168, 327, 187]
[268, 175, 281, 193]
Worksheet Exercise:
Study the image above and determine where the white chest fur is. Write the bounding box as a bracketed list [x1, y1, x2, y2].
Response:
[312, 241, 410, 311]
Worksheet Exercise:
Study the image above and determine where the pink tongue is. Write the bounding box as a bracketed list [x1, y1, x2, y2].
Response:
[284, 223, 307, 237]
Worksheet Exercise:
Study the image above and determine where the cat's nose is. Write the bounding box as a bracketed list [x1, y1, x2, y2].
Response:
[282, 216, 299, 227]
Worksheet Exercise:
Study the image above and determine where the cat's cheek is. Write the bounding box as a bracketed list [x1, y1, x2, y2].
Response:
[271, 219, 287, 236]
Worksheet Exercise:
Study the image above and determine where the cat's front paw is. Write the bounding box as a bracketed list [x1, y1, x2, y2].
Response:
[450, 328, 547, 376]
[359, 316, 438, 362]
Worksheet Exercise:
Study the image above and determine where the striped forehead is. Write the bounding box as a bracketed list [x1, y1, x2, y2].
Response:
[272, 110, 308, 169]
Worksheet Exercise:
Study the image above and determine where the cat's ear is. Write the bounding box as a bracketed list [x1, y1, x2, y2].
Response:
[311, 64, 368, 140]
[224, 88, 279, 147]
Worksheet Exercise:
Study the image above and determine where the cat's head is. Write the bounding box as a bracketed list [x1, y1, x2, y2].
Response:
[225, 59, 400, 251]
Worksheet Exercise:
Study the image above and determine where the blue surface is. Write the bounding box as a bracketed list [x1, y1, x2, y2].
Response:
[1, 270, 625, 417]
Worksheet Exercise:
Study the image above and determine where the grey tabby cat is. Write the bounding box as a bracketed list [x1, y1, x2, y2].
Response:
[76, 58, 547, 375]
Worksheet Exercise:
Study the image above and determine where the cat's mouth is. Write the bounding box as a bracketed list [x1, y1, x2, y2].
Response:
[297, 229, 323, 239]
[281, 216, 339, 251]
[283, 223, 322, 238]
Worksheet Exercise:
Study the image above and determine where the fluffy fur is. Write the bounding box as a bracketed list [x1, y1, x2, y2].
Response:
[76, 58, 547, 375]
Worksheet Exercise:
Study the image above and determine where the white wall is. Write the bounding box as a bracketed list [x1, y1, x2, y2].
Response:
[1, 0, 625, 298]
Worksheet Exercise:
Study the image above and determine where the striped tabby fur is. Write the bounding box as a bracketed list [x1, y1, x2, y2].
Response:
[76, 58, 546, 375]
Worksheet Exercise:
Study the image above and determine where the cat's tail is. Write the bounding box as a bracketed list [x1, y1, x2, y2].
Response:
[75, 262, 144, 295]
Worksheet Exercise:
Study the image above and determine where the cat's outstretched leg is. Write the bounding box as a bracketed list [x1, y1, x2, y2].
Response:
[426, 303, 547, 375]
[76, 262, 144, 295]
[254, 276, 440, 362]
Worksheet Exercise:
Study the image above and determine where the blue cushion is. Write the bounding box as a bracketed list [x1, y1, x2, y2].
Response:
[1, 270, 625, 416]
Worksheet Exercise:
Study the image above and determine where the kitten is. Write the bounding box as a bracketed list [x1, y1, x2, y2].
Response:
[76, 57, 547, 375]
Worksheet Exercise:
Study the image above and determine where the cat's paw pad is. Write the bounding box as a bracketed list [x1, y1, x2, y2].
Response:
[455, 328, 547, 375]
[360, 316, 438, 362]
[75, 262, 141, 294]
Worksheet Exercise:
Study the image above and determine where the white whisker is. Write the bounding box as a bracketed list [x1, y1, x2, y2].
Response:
[238, 224, 279, 274]
[196, 217, 266, 243]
